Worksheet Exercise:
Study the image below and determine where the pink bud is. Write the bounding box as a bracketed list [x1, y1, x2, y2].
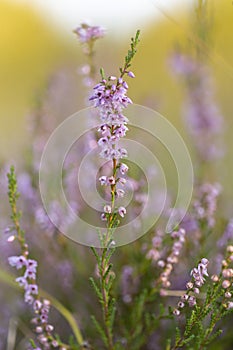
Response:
[118, 206, 126, 218]
[128, 71, 135, 78]
[104, 205, 112, 214]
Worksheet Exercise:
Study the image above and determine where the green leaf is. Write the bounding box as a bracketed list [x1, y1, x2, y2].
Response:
[91, 246, 100, 265]
[175, 326, 181, 345]
[91, 315, 108, 347]
[89, 277, 103, 302]
[105, 273, 115, 294]
[100, 67, 105, 80]
[103, 263, 113, 281]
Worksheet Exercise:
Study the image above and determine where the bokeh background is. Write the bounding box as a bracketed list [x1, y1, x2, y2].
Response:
[1, 1, 233, 348]
[1, 0, 233, 198]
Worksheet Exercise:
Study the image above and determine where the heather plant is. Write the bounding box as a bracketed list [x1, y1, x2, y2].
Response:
[1, 3, 233, 350]
[88, 31, 140, 350]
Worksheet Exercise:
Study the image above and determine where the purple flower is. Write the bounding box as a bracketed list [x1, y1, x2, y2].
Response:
[156, 228, 186, 289]
[27, 259, 38, 270]
[107, 176, 116, 185]
[188, 295, 197, 307]
[24, 292, 34, 304]
[193, 183, 221, 228]
[33, 300, 43, 312]
[24, 269, 36, 280]
[119, 178, 126, 185]
[127, 71, 135, 78]
[8, 255, 27, 269]
[118, 206, 126, 218]
[116, 189, 125, 198]
[104, 205, 112, 214]
[74, 23, 105, 43]
[101, 213, 107, 221]
[16, 276, 28, 287]
[120, 163, 129, 175]
[190, 258, 209, 287]
[27, 284, 39, 295]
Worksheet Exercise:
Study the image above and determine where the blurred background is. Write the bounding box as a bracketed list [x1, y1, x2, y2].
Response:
[1, 1, 233, 349]
[1, 0, 232, 189]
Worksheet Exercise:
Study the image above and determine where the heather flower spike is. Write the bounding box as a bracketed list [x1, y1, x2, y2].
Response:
[174, 258, 209, 316]
[89, 30, 140, 350]
[73, 22, 105, 45]
[90, 30, 140, 234]
[74, 22, 106, 88]
[7, 167, 73, 349]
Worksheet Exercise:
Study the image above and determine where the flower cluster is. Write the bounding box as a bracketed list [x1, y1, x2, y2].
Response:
[75, 22, 105, 89]
[8, 254, 60, 349]
[90, 72, 135, 221]
[8, 255, 38, 303]
[6, 167, 73, 349]
[146, 229, 164, 263]
[157, 228, 186, 290]
[173, 258, 209, 316]
[73, 23, 105, 44]
[170, 53, 224, 161]
[193, 183, 221, 229]
[211, 245, 233, 310]
[190, 258, 209, 287]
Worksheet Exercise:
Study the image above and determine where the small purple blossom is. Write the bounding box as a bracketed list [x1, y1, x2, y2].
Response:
[190, 258, 209, 287]
[7, 235, 15, 242]
[24, 292, 34, 304]
[193, 183, 221, 228]
[8, 255, 27, 269]
[156, 228, 186, 289]
[120, 163, 129, 175]
[16, 276, 28, 287]
[104, 205, 112, 214]
[174, 258, 209, 316]
[127, 71, 135, 78]
[107, 176, 116, 185]
[116, 189, 125, 198]
[188, 296, 197, 307]
[74, 23, 105, 44]
[118, 206, 126, 218]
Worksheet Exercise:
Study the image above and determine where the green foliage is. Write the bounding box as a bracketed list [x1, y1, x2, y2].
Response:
[91, 315, 108, 347]
[29, 339, 37, 349]
[7, 166, 26, 249]
[90, 246, 117, 349]
[171, 274, 233, 350]
[69, 336, 81, 350]
[120, 30, 140, 76]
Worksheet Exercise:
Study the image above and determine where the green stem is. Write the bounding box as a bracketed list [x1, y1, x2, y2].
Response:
[100, 249, 114, 350]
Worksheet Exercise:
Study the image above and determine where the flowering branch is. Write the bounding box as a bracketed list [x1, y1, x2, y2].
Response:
[0, 268, 84, 347]
[89, 30, 140, 350]
[74, 22, 105, 86]
[171, 247, 233, 349]
[90, 29, 140, 242]
[7, 166, 83, 350]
